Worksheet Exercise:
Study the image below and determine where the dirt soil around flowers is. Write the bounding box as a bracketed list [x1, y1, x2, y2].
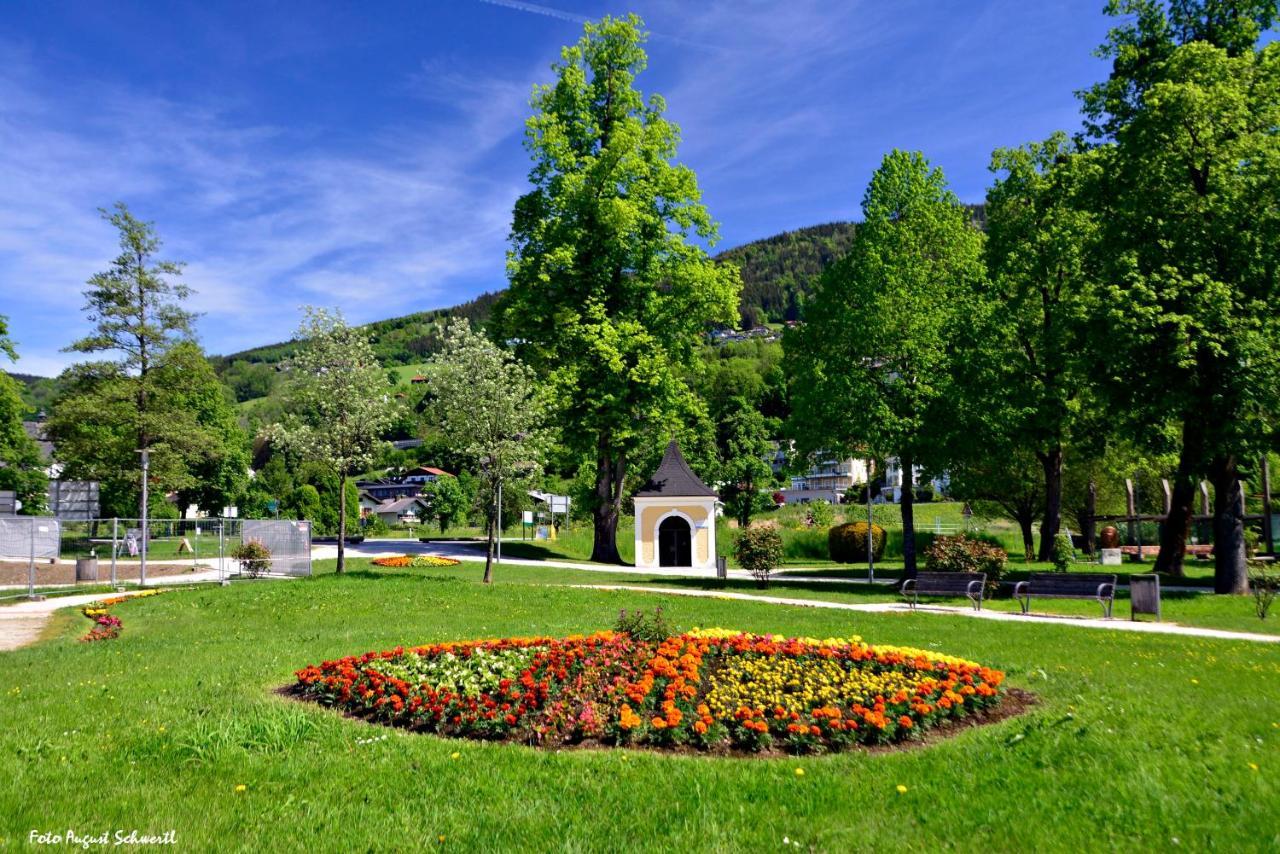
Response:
[0, 559, 209, 586]
[279, 683, 1038, 758]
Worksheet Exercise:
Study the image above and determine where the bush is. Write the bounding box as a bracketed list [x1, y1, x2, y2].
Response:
[1249, 562, 1278, 620]
[828, 521, 886, 563]
[614, 607, 671, 642]
[1051, 533, 1074, 572]
[735, 526, 784, 587]
[806, 500, 835, 528]
[782, 528, 828, 561]
[924, 535, 1007, 590]
[231, 539, 272, 578]
[771, 491, 786, 507]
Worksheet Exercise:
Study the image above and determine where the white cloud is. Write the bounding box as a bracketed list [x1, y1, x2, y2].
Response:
[0, 43, 538, 374]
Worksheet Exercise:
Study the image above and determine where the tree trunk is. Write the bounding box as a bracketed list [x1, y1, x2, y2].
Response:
[1018, 513, 1036, 563]
[483, 499, 495, 584]
[1036, 447, 1063, 561]
[336, 471, 346, 574]
[900, 453, 917, 578]
[1154, 466, 1196, 579]
[1082, 480, 1098, 556]
[590, 436, 625, 564]
[1209, 456, 1248, 595]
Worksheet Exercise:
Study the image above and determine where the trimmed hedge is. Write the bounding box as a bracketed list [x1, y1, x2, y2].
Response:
[828, 521, 886, 563]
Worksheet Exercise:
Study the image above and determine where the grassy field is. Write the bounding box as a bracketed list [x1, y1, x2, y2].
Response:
[1, 559, 1277, 851]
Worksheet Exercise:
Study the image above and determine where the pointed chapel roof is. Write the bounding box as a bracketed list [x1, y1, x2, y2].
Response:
[634, 440, 718, 498]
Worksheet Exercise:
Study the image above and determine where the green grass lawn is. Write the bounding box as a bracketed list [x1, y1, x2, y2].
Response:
[2, 559, 1277, 851]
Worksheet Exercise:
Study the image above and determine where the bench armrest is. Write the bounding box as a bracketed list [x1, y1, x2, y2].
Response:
[966, 580, 984, 598]
[1013, 581, 1029, 597]
[1097, 582, 1115, 599]
[901, 579, 917, 594]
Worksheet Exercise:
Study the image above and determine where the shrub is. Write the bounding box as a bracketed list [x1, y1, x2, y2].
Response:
[232, 539, 272, 578]
[1249, 562, 1278, 620]
[828, 521, 886, 563]
[771, 491, 786, 507]
[782, 528, 828, 561]
[1051, 533, 1074, 572]
[806, 500, 835, 529]
[614, 607, 671, 642]
[735, 526, 784, 587]
[924, 535, 1007, 590]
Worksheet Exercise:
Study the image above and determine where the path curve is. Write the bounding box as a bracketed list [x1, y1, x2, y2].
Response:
[0, 591, 146, 652]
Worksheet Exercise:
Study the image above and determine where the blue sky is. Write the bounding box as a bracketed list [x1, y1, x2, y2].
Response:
[0, 0, 1114, 376]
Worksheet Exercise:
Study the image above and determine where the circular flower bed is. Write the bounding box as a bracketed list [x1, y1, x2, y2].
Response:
[371, 554, 461, 568]
[293, 629, 1007, 754]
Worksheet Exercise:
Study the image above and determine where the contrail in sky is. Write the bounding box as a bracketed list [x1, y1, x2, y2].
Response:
[473, 0, 729, 52]
[477, 0, 589, 25]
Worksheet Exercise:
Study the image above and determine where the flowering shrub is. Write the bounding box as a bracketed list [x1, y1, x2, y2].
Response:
[78, 589, 162, 642]
[294, 628, 1005, 754]
[372, 555, 462, 568]
[924, 535, 1007, 590]
[82, 614, 123, 642]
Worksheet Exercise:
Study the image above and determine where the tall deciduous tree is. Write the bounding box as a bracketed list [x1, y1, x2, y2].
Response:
[0, 315, 48, 512]
[424, 322, 546, 583]
[1082, 1, 1280, 590]
[47, 343, 246, 518]
[420, 474, 468, 535]
[787, 150, 984, 576]
[62, 202, 196, 519]
[496, 15, 741, 564]
[976, 133, 1103, 560]
[266, 308, 394, 573]
[716, 398, 775, 529]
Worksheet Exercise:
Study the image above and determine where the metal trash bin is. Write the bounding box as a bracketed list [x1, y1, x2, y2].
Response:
[716, 556, 727, 579]
[75, 556, 99, 582]
[1130, 574, 1160, 622]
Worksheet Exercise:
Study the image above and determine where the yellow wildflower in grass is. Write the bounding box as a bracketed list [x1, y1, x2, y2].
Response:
[896, 785, 908, 794]
[450, 752, 460, 760]
[234, 784, 247, 793]
[794, 767, 805, 776]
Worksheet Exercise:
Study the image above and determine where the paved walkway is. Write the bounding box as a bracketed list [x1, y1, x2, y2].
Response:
[326, 538, 1215, 593]
[0, 591, 150, 652]
[573, 584, 1280, 645]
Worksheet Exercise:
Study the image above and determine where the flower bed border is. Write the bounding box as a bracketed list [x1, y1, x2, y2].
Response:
[291, 630, 1027, 757]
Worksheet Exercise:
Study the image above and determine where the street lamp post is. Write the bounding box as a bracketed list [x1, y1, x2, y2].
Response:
[866, 459, 875, 585]
[138, 449, 149, 586]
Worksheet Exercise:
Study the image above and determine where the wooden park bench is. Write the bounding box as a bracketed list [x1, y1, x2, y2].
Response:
[1014, 572, 1117, 619]
[901, 572, 986, 611]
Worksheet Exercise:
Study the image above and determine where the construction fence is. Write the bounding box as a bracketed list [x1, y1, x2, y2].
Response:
[0, 517, 311, 597]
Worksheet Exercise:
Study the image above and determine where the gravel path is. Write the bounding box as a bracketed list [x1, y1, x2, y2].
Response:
[573, 584, 1280, 644]
[0, 591, 147, 652]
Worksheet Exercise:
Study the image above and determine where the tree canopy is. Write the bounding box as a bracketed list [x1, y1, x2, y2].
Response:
[496, 14, 740, 563]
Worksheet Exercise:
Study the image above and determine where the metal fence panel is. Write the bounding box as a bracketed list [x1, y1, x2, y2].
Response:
[241, 519, 312, 576]
[0, 516, 61, 559]
[47, 481, 100, 520]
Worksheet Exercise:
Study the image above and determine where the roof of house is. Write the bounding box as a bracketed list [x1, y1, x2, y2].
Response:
[408, 466, 453, 477]
[376, 496, 428, 515]
[634, 440, 718, 498]
[22, 421, 54, 460]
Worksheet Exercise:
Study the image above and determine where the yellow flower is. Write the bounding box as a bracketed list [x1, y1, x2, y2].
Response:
[794, 767, 805, 777]
[450, 752, 460, 760]
[1248, 762, 1259, 771]
[896, 785, 908, 794]
[1190, 678, 1199, 684]
[234, 784, 247, 793]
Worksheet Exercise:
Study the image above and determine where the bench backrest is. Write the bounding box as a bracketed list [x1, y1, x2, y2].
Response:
[914, 571, 986, 594]
[1027, 572, 1116, 596]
